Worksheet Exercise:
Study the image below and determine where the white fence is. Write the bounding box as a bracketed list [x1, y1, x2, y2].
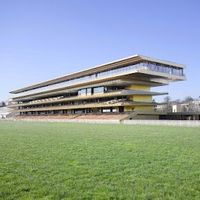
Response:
[123, 120, 200, 127]
[9, 118, 200, 127]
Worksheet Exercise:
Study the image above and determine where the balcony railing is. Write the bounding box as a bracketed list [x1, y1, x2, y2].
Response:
[12, 62, 184, 98]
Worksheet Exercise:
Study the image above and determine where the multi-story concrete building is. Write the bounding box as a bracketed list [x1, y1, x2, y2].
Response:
[9, 55, 185, 120]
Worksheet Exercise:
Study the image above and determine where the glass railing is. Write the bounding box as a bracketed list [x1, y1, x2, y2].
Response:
[143, 62, 184, 76]
[12, 62, 184, 98]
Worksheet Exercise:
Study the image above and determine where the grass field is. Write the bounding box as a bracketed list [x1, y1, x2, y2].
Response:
[0, 121, 200, 200]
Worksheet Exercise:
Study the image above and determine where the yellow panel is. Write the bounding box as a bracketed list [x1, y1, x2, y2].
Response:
[126, 84, 150, 91]
[126, 84, 152, 104]
[125, 105, 154, 112]
[133, 95, 152, 102]
[124, 106, 135, 112]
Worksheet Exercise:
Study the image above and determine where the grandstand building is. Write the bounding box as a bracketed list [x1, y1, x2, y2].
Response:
[9, 55, 185, 120]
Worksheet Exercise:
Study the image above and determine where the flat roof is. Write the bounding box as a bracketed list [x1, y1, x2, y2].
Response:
[10, 54, 185, 94]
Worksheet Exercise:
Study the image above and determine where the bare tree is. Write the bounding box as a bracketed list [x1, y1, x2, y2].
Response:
[0, 101, 6, 107]
[184, 96, 194, 103]
[163, 96, 172, 112]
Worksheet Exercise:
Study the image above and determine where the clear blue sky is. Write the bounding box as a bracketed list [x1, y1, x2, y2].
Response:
[1, 0, 200, 101]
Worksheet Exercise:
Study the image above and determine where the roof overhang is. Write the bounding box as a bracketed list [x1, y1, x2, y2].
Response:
[10, 54, 185, 94]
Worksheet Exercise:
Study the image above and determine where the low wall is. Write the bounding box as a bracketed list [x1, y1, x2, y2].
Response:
[14, 118, 120, 124]
[10, 118, 200, 127]
[123, 120, 200, 127]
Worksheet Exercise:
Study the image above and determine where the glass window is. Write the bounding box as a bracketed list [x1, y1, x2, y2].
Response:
[78, 89, 87, 96]
[87, 88, 92, 95]
[93, 87, 104, 94]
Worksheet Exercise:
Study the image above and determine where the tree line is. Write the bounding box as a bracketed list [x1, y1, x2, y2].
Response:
[161, 96, 200, 113]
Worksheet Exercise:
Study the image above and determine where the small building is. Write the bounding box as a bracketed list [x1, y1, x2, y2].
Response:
[157, 100, 200, 120]
[172, 104, 182, 112]
[0, 107, 11, 119]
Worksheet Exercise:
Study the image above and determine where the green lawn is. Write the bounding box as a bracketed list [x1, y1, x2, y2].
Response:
[0, 121, 200, 200]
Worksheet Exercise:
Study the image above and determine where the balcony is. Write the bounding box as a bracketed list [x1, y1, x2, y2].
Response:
[12, 62, 184, 98]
